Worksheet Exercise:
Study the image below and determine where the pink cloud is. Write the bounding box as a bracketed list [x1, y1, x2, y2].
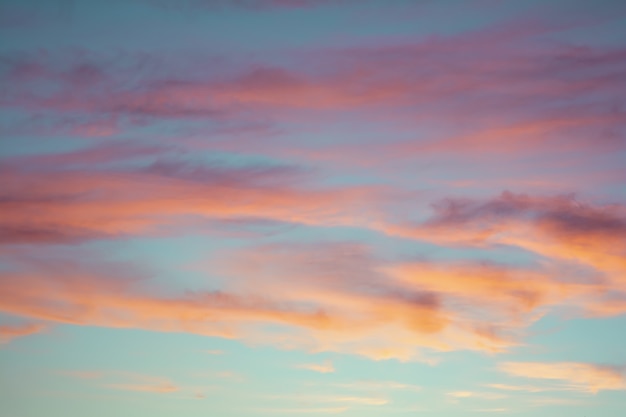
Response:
[0, 155, 383, 245]
[1, 186, 623, 359]
[384, 260, 601, 319]
[3, 20, 624, 161]
[0, 322, 46, 343]
[383, 192, 626, 292]
[0, 241, 511, 361]
[499, 362, 626, 393]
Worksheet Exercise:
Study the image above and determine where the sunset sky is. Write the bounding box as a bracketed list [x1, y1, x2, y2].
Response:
[1, 1, 626, 416]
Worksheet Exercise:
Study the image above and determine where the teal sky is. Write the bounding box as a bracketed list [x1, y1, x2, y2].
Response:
[1, 1, 626, 416]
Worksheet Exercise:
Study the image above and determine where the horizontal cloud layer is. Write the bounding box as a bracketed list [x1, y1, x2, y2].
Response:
[498, 361, 626, 393]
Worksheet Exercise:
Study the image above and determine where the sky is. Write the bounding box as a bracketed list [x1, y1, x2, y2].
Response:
[0, 0, 625, 416]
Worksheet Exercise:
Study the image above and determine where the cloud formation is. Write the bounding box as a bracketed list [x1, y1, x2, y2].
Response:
[386, 192, 626, 286]
[0, 322, 46, 343]
[1, 1, 625, 415]
[0, 147, 382, 245]
[295, 360, 335, 373]
[498, 362, 626, 393]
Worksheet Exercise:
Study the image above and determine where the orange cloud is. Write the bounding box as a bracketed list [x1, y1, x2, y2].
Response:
[0, 267, 347, 340]
[295, 360, 335, 373]
[213, 242, 517, 359]
[0, 322, 46, 343]
[2, 167, 624, 358]
[265, 393, 388, 406]
[486, 383, 558, 393]
[384, 260, 600, 320]
[498, 362, 626, 393]
[447, 391, 505, 400]
[332, 380, 422, 393]
[0, 160, 383, 245]
[105, 382, 179, 393]
[0, 240, 516, 360]
[382, 192, 626, 313]
[62, 369, 182, 394]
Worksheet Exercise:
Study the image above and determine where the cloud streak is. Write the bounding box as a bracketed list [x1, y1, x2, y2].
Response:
[295, 360, 335, 373]
[0, 322, 46, 343]
[498, 362, 626, 393]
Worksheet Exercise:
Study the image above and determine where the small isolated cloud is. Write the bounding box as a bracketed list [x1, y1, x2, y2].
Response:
[486, 383, 557, 393]
[0, 322, 46, 344]
[326, 395, 388, 405]
[448, 391, 474, 398]
[498, 362, 626, 393]
[295, 360, 335, 373]
[105, 375, 179, 394]
[447, 391, 506, 402]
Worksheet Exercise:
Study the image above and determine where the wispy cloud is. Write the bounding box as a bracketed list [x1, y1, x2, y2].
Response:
[295, 360, 335, 373]
[59, 370, 104, 380]
[486, 383, 562, 393]
[61, 370, 186, 395]
[498, 362, 626, 393]
[265, 393, 388, 406]
[447, 391, 506, 400]
[0, 148, 381, 246]
[333, 380, 422, 392]
[0, 322, 46, 343]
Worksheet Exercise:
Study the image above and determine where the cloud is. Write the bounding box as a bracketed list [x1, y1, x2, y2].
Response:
[384, 260, 600, 319]
[473, 409, 508, 413]
[447, 391, 505, 400]
[61, 369, 183, 394]
[105, 382, 179, 393]
[253, 406, 348, 414]
[1, 186, 624, 358]
[0, 241, 513, 361]
[385, 192, 626, 297]
[214, 241, 517, 359]
[486, 383, 559, 393]
[295, 360, 335, 373]
[59, 370, 104, 379]
[498, 362, 626, 393]
[0, 260, 346, 341]
[2, 141, 167, 170]
[0, 148, 382, 245]
[333, 380, 421, 392]
[3, 17, 624, 161]
[265, 393, 388, 406]
[0, 322, 46, 343]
